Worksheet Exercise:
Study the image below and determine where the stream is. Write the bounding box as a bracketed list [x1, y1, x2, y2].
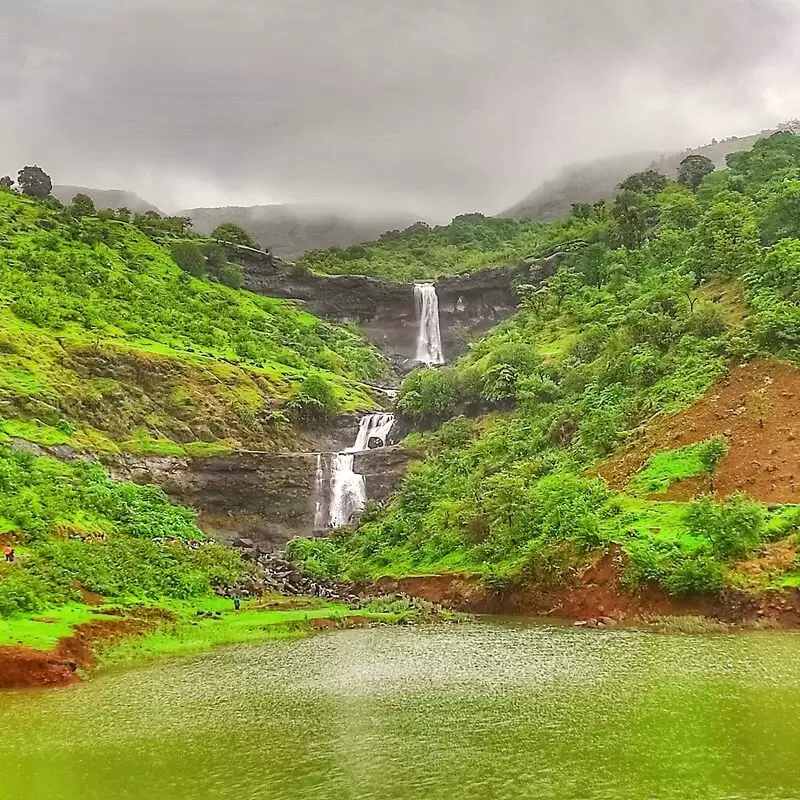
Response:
[2, 621, 800, 799]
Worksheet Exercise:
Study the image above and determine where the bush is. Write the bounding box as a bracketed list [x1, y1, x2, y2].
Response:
[663, 555, 726, 595]
[216, 261, 244, 289]
[686, 496, 765, 560]
[170, 241, 206, 277]
[689, 304, 727, 338]
[397, 368, 456, 423]
[286, 374, 339, 421]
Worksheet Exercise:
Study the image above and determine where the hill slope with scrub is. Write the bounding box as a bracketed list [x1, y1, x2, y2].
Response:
[292, 133, 800, 603]
[0, 189, 385, 455]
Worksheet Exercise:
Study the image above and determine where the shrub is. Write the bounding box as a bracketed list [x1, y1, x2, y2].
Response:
[686, 496, 765, 560]
[663, 555, 726, 595]
[286, 374, 339, 421]
[689, 304, 727, 338]
[216, 261, 244, 289]
[397, 368, 456, 423]
[170, 241, 206, 277]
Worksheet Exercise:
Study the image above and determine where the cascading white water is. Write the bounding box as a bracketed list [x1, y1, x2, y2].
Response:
[313, 453, 325, 529]
[414, 283, 445, 365]
[328, 413, 395, 528]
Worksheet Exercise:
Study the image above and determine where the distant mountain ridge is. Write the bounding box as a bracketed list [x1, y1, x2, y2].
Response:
[52, 185, 161, 214]
[180, 204, 424, 261]
[501, 129, 778, 221]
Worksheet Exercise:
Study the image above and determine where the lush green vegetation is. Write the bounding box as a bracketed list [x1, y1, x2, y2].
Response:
[299, 214, 565, 281]
[0, 189, 386, 452]
[291, 133, 800, 595]
[0, 446, 248, 618]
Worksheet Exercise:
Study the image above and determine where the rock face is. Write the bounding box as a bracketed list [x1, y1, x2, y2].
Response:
[105, 445, 418, 549]
[239, 255, 522, 365]
[352, 445, 418, 504]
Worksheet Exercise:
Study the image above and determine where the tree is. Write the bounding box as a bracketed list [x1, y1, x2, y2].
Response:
[69, 193, 96, 217]
[612, 189, 658, 249]
[759, 180, 800, 245]
[17, 165, 52, 198]
[546, 265, 581, 308]
[0, 176, 13, 191]
[618, 169, 667, 197]
[688, 196, 760, 280]
[170, 242, 206, 278]
[211, 222, 258, 249]
[677, 155, 715, 191]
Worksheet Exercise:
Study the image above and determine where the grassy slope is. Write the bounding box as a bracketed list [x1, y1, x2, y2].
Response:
[290, 134, 800, 597]
[0, 191, 384, 453]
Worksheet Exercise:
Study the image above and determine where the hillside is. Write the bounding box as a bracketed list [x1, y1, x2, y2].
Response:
[297, 213, 594, 281]
[52, 185, 161, 214]
[182, 203, 423, 261]
[0, 190, 385, 456]
[0, 184, 392, 649]
[501, 129, 775, 222]
[291, 132, 800, 606]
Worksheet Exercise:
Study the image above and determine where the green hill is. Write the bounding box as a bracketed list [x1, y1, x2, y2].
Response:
[0, 190, 385, 454]
[291, 133, 800, 598]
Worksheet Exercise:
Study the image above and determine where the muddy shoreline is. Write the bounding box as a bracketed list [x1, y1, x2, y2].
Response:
[372, 550, 800, 628]
[6, 551, 800, 691]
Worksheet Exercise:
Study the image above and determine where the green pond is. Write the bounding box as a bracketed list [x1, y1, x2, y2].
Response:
[2, 621, 800, 799]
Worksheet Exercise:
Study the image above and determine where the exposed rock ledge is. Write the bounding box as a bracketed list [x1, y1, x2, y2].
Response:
[239, 258, 523, 364]
[105, 445, 419, 549]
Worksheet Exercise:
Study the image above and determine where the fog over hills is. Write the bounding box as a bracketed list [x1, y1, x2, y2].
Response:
[502, 129, 777, 221]
[52, 185, 161, 214]
[180, 204, 424, 261]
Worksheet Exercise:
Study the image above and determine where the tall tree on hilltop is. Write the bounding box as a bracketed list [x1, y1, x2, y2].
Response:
[0, 176, 13, 191]
[17, 165, 52, 198]
[677, 155, 715, 191]
[69, 193, 96, 217]
[618, 169, 667, 197]
[211, 222, 259, 249]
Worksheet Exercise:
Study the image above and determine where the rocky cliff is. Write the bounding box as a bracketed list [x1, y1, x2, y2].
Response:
[105, 445, 418, 549]
[237, 249, 521, 365]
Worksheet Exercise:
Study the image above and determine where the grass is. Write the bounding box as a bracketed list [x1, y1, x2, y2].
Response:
[0, 603, 105, 650]
[98, 596, 365, 666]
[626, 441, 711, 497]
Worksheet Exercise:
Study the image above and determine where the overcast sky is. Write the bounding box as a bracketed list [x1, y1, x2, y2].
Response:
[3, 0, 800, 217]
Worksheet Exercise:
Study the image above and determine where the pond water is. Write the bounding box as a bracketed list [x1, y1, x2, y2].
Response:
[1, 621, 800, 799]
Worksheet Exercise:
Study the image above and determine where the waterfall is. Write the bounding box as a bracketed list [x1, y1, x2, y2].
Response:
[313, 453, 326, 529]
[414, 283, 445, 365]
[328, 413, 395, 528]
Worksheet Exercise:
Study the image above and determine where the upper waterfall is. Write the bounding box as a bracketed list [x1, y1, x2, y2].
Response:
[414, 283, 445, 365]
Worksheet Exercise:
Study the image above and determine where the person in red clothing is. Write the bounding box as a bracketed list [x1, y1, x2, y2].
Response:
[3, 545, 14, 563]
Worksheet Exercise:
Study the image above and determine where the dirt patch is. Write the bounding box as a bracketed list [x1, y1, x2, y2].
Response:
[0, 614, 160, 691]
[77, 586, 104, 606]
[308, 617, 339, 631]
[734, 540, 798, 581]
[371, 547, 800, 628]
[598, 359, 800, 503]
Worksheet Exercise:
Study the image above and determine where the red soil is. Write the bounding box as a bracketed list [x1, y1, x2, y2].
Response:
[598, 359, 800, 503]
[0, 615, 156, 691]
[372, 547, 800, 627]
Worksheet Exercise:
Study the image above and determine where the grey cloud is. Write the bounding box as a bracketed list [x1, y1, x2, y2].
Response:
[2, 0, 800, 217]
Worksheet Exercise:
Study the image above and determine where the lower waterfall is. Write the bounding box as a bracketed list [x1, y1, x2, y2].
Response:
[328, 413, 395, 528]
